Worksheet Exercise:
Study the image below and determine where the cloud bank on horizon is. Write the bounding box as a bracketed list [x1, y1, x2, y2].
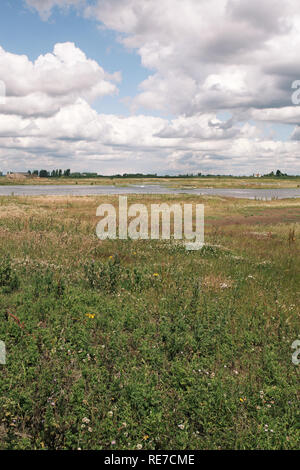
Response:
[0, 0, 300, 174]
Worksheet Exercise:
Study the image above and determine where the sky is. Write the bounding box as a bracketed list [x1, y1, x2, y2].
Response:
[0, 0, 300, 175]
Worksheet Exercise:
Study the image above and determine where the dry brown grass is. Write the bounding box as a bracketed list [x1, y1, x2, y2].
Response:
[0, 194, 299, 269]
[1, 175, 300, 188]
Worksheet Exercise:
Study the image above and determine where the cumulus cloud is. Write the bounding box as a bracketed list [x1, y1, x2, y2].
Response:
[155, 114, 242, 140]
[84, 0, 300, 121]
[25, 0, 300, 120]
[0, 94, 299, 175]
[0, 42, 119, 117]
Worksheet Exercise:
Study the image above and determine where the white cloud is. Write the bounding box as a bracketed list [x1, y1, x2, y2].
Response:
[85, 0, 300, 121]
[0, 95, 299, 175]
[0, 42, 118, 117]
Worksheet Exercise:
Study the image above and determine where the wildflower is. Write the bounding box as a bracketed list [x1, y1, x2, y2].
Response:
[178, 424, 185, 430]
[111, 440, 116, 445]
[107, 411, 113, 417]
[82, 417, 90, 424]
[88, 427, 93, 433]
[136, 444, 143, 450]
[143, 435, 149, 440]
[153, 273, 159, 277]
[86, 313, 95, 319]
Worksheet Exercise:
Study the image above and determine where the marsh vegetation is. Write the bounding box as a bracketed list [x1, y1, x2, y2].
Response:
[0, 194, 299, 449]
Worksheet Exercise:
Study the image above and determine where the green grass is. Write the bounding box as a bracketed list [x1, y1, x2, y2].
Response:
[0, 195, 299, 450]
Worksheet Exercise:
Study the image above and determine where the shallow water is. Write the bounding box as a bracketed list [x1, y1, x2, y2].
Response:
[0, 184, 300, 199]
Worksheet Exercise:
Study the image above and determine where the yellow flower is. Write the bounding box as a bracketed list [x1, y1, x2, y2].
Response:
[143, 435, 149, 440]
[86, 313, 95, 319]
[153, 273, 159, 277]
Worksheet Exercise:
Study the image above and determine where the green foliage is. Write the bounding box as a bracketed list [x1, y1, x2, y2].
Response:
[84, 256, 121, 293]
[0, 256, 19, 292]
[83, 256, 151, 293]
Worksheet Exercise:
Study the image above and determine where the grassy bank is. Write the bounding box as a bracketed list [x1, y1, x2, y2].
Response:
[0, 195, 299, 450]
[1, 175, 300, 189]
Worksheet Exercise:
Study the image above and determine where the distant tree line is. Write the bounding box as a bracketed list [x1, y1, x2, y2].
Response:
[24, 169, 298, 178]
[26, 170, 159, 178]
[28, 169, 97, 178]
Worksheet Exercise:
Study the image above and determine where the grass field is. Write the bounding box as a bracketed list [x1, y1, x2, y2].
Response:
[0, 194, 299, 450]
[1, 175, 300, 189]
